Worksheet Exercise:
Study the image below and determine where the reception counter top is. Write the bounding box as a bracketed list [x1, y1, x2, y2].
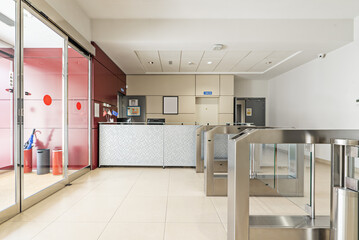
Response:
[99, 124, 200, 167]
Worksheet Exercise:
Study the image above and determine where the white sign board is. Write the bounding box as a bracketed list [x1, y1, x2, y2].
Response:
[163, 96, 178, 115]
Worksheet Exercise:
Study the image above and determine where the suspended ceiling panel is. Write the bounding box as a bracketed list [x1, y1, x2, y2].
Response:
[135, 50, 300, 74]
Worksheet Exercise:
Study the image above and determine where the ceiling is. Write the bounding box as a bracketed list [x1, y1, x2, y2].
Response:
[75, 0, 359, 19]
[76, 0, 359, 79]
[3, 0, 359, 79]
[136, 50, 299, 73]
[91, 18, 354, 79]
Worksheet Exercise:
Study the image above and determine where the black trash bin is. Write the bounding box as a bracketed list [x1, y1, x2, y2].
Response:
[37, 149, 50, 175]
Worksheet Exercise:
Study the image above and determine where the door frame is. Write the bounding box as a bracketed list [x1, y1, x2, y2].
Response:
[0, 0, 92, 224]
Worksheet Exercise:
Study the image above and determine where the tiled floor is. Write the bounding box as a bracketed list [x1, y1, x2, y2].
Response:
[0, 167, 322, 240]
[0, 170, 77, 212]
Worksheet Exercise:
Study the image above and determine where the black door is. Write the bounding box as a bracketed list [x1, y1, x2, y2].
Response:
[245, 98, 265, 126]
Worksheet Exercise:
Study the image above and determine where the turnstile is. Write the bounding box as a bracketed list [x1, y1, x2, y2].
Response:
[227, 129, 359, 240]
[330, 139, 359, 240]
[196, 125, 216, 173]
[203, 126, 304, 197]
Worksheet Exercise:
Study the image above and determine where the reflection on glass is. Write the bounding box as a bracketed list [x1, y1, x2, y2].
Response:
[0, 0, 16, 212]
[348, 146, 359, 180]
[68, 47, 89, 173]
[251, 143, 332, 216]
[253, 144, 276, 188]
[23, 9, 65, 198]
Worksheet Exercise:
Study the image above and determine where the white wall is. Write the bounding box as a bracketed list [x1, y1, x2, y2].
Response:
[234, 76, 269, 124]
[234, 77, 268, 98]
[45, 0, 92, 41]
[267, 41, 359, 160]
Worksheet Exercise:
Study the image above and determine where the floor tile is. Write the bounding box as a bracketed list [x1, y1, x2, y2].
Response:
[32, 222, 107, 240]
[128, 179, 169, 197]
[111, 196, 167, 223]
[166, 197, 220, 223]
[210, 197, 227, 223]
[164, 223, 226, 240]
[99, 222, 164, 240]
[56, 195, 124, 222]
[0, 221, 49, 240]
[87, 178, 135, 197]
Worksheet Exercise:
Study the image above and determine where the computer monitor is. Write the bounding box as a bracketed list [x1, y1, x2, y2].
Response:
[147, 118, 165, 125]
[117, 118, 131, 124]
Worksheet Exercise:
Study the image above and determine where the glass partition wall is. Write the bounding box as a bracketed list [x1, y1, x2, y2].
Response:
[0, 1, 91, 223]
[23, 7, 67, 199]
[0, 0, 18, 222]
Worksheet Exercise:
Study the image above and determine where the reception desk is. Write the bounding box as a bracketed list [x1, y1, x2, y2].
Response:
[99, 123, 200, 167]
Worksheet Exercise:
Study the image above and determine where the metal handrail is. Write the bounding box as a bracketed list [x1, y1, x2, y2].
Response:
[227, 129, 359, 240]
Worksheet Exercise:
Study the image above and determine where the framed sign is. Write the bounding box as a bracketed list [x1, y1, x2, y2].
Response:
[127, 106, 141, 116]
[129, 99, 138, 106]
[163, 96, 178, 115]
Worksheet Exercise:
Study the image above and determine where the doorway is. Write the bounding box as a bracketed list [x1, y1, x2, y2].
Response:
[234, 98, 266, 126]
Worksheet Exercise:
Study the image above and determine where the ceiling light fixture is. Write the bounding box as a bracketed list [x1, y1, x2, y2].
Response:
[148, 61, 154, 64]
[265, 61, 273, 65]
[188, 61, 194, 65]
[212, 44, 224, 51]
[207, 61, 213, 65]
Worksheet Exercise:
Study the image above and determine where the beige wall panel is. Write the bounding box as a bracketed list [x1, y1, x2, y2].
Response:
[195, 97, 219, 125]
[220, 75, 234, 95]
[146, 114, 196, 124]
[127, 75, 195, 96]
[219, 96, 234, 114]
[219, 114, 234, 125]
[146, 96, 162, 113]
[195, 75, 219, 96]
[179, 96, 195, 113]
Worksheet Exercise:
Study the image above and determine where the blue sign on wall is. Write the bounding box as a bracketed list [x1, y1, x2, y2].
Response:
[112, 110, 119, 117]
[203, 91, 213, 95]
[121, 88, 125, 92]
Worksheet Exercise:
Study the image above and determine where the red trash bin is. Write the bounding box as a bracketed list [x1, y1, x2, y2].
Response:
[52, 150, 63, 175]
[24, 149, 32, 173]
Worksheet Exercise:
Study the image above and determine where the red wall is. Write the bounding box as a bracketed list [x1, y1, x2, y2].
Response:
[91, 42, 126, 169]
[0, 50, 14, 169]
[0, 43, 126, 171]
[23, 48, 90, 169]
[0, 48, 90, 170]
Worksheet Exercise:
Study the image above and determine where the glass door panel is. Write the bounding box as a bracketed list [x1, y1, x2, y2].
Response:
[23, 8, 66, 198]
[0, 0, 18, 217]
[68, 46, 90, 173]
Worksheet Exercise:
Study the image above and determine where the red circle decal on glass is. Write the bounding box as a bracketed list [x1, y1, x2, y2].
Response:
[76, 102, 81, 110]
[43, 95, 52, 106]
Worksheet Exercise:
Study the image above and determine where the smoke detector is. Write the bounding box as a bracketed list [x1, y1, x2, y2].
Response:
[212, 44, 224, 51]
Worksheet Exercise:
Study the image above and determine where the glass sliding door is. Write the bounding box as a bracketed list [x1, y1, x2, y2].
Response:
[0, 0, 19, 222]
[68, 45, 90, 174]
[0, 0, 92, 219]
[22, 6, 68, 200]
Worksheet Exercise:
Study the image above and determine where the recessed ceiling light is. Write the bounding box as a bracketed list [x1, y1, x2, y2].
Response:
[212, 44, 224, 51]
[188, 61, 194, 65]
[148, 61, 154, 64]
[207, 61, 213, 65]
